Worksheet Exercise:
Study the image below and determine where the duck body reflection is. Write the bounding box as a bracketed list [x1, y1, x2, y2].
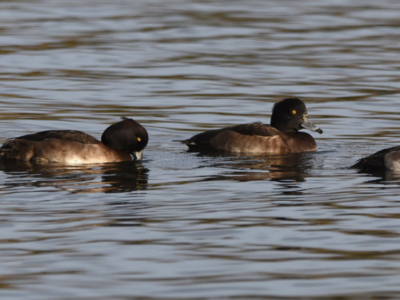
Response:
[0, 159, 149, 194]
[196, 151, 319, 183]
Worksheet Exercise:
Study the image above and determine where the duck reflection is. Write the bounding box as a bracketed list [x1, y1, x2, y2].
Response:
[0, 159, 149, 193]
[101, 162, 149, 193]
[198, 151, 318, 183]
[358, 169, 400, 184]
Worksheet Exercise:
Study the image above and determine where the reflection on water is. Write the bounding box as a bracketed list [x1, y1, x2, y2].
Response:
[197, 152, 318, 182]
[0, 159, 149, 194]
[357, 169, 400, 184]
[2, 0, 400, 299]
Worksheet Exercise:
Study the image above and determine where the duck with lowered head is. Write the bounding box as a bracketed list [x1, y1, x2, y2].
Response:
[0, 117, 148, 164]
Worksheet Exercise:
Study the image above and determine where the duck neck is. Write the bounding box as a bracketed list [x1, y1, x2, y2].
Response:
[271, 118, 297, 134]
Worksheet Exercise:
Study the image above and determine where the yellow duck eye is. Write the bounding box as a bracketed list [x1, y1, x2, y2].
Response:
[292, 110, 296, 115]
[137, 137, 141, 142]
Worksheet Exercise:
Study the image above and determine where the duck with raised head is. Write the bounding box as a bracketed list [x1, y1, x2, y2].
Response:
[0, 118, 148, 164]
[179, 98, 323, 154]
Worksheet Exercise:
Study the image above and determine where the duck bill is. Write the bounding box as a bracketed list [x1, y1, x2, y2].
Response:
[301, 116, 323, 134]
[133, 150, 144, 161]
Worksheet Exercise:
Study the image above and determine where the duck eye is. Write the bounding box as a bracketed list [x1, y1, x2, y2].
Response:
[137, 137, 141, 142]
[292, 110, 296, 115]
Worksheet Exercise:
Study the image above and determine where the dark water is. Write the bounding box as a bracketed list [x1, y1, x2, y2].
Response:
[2, 0, 400, 299]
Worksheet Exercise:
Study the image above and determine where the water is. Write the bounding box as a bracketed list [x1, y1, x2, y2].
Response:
[1, 0, 400, 299]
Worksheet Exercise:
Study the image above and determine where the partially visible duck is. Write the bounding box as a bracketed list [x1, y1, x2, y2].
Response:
[0, 118, 148, 164]
[352, 146, 400, 171]
[178, 98, 322, 154]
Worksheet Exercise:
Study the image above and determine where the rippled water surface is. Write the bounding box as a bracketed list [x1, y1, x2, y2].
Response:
[2, 1, 400, 299]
